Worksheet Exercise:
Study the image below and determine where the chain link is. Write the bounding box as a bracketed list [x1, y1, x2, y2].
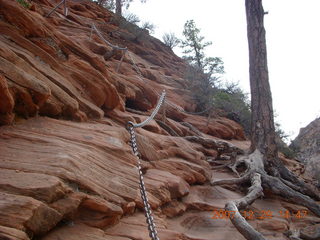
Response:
[128, 90, 166, 128]
[91, 23, 128, 51]
[126, 91, 166, 240]
[127, 125, 160, 240]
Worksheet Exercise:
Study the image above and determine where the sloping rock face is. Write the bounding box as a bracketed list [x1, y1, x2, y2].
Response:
[1, 1, 317, 240]
[0, 0, 247, 239]
[291, 118, 320, 184]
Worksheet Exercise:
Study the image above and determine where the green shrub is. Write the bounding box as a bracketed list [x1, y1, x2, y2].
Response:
[184, 65, 215, 111]
[274, 121, 297, 159]
[279, 145, 297, 159]
[16, 0, 30, 8]
[212, 82, 251, 135]
[184, 66, 251, 135]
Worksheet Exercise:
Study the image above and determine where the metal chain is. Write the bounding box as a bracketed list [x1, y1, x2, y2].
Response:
[127, 125, 160, 240]
[91, 23, 127, 51]
[127, 90, 166, 128]
[126, 92, 166, 240]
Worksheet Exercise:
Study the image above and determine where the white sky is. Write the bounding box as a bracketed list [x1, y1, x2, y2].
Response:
[127, 0, 320, 141]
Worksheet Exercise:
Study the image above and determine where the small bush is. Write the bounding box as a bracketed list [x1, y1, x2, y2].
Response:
[141, 21, 155, 34]
[274, 121, 297, 158]
[212, 82, 251, 135]
[279, 145, 297, 159]
[16, 0, 30, 8]
[162, 32, 180, 49]
[183, 66, 251, 135]
[184, 65, 214, 111]
[124, 12, 140, 25]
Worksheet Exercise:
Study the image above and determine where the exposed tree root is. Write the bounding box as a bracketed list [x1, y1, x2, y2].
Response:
[226, 173, 266, 240]
[228, 149, 264, 177]
[211, 172, 250, 186]
[279, 166, 320, 200]
[180, 122, 204, 137]
[226, 201, 266, 240]
[262, 174, 320, 217]
[211, 150, 320, 240]
[286, 229, 302, 240]
[185, 136, 244, 155]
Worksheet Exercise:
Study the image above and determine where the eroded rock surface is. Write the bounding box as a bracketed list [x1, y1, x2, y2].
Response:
[0, 0, 318, 239]
[291, 118, 320, 184]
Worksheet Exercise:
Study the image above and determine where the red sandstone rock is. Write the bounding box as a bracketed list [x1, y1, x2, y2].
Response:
[0, 192, 62, 235]
[145, 169, 190, 199]
[183, 185, 244, 211]
[42, 224, 131, 240]
[0, 75, 15, 125]
[0, 225, 29, 240]
[0, 169, 70, 203]
[0, 1, 305, 240]
[162, 200, 187, 218]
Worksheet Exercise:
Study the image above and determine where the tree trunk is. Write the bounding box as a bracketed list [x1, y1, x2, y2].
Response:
[210, 1, 320, 239]
[245, 0, 281, 176]
[116, 0, 122, 16]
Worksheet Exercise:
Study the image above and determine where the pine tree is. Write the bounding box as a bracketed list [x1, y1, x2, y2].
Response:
[181, 20, 224, 80]
[180, 20, 224, 110]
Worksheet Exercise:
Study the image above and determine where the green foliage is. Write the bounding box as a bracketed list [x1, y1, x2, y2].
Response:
[212, 82, 251, 135]
[184, 66, 214, 109]
[180, 20, 253, 135]
[279, 145, 297, 159]
[181, 20, 225, 112]
[181, 20, 209, 69]
[181, 20, 224, 80]
[273, 120, 297, 158]
[275, 121, 289, 141]
[16, 0, 30, 8]
[162, 32, 180, 49]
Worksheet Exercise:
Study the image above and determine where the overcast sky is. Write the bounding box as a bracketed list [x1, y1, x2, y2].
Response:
[127, 0, 320, 141]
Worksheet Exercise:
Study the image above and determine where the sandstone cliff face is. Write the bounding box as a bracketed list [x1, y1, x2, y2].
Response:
[0, 1, 318, 240]
[291, 117, 320, 185]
